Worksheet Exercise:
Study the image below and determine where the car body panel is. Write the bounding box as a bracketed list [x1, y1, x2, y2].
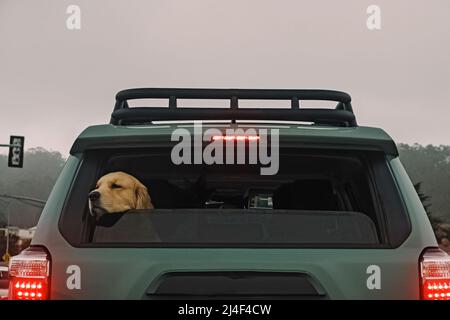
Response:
[45, 247, 424, 300]
[0, 265, 9, 299]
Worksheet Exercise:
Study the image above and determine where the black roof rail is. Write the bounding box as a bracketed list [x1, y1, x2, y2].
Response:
[110, 88, 356, 127]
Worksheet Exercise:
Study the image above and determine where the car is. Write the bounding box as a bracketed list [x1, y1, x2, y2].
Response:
[7, 88, 450, 300]
[0, 263, 9, 299]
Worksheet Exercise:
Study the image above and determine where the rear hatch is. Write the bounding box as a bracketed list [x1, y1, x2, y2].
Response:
[51, 128, 419, 299]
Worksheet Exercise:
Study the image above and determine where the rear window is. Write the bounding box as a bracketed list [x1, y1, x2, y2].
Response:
[59, 148, 410, 248]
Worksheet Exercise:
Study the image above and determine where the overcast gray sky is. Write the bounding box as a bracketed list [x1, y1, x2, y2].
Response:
[1, 0, 449, 156]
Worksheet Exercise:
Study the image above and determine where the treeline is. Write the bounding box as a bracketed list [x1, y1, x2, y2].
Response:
[0, 147, 65, 228]
[398, 144, 450, 221]
[0, 144, 449, 228]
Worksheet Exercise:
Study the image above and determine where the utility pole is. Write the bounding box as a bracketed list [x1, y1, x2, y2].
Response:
[1, 135, 25, 262]
[5, 202, 10, 262]
[0, 199, 11, 263]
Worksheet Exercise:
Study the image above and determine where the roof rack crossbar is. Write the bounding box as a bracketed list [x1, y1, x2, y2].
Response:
[110, 88, 356, 127]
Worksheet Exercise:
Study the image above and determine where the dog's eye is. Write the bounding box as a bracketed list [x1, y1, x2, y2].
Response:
[111, 183, 122, 189]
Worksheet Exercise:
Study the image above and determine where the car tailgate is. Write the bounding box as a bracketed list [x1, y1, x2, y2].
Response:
[49, 247, 421, 299]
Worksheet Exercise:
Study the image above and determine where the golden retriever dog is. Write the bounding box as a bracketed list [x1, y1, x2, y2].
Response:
[88, 171, 153, 216]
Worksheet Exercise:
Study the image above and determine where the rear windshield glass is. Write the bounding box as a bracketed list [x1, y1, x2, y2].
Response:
[59, 147, 402, 247]
[94, 209, 379, 245]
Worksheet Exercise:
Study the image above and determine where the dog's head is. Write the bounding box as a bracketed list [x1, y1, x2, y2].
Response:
[88, 171, 153, 216]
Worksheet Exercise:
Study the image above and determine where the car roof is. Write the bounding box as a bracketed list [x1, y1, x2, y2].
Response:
[70, 123, 398, 156]
[71, 88, 397, 156]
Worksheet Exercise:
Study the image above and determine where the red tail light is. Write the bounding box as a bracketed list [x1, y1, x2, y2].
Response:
[212, 135, 260, 141]
[8, 246, 51, 300]
[420, 248, 450, 300]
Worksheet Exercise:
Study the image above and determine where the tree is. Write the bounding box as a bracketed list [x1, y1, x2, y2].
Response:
[399, 144, 450, 221]
[414, 182, 444, 241]
[0, 147, 65, 228]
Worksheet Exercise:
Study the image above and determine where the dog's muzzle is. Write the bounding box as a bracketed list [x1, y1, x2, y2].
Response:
[88, 190, 106, 217]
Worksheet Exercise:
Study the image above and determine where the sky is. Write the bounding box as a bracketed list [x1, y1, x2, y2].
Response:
[1, 0, 449, 156]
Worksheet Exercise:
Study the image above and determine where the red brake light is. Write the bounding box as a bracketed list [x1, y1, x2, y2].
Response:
[212, 135, 260, 141]
[8, 246, 51, 300]
[420, 248, 450, 300]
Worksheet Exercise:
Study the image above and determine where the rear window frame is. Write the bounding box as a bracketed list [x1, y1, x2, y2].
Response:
[58, 146, 410, 249]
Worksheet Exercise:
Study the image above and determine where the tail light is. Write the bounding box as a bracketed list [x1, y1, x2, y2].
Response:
[420, 247, 450, 300]
[8, 246, 51, 300]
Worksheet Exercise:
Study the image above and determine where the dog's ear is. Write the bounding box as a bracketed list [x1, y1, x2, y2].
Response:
[135, 183, 152, 209]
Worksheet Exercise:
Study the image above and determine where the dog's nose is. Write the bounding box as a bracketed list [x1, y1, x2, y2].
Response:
[89, 191, 100, 201]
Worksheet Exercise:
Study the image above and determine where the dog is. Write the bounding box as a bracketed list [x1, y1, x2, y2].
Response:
[88, 171, 153, 216]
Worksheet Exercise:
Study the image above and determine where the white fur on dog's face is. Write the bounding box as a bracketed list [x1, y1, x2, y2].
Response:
[89, 171, 153, 216]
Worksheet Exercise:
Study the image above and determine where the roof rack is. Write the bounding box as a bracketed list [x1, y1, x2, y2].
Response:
[110, 88, 357, 127]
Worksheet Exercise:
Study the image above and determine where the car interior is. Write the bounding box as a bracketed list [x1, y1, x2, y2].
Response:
[89, 148, 382, 246]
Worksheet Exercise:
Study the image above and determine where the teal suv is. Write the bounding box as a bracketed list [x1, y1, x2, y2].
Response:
[8, 88, 450, 300]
